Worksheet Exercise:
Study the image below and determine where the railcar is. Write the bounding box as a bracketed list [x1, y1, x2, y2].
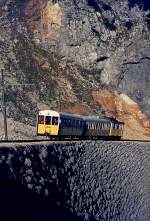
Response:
[36, 110, 124, 140]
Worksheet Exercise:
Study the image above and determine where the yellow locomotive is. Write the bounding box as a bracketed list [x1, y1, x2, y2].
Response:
[36, 110, 124, 140]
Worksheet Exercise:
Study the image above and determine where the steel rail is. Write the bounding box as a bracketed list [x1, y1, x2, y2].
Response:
[0, 138, 150, 144]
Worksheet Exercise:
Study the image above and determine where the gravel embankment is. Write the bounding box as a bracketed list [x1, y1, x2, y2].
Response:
[0, 141, 149, 221]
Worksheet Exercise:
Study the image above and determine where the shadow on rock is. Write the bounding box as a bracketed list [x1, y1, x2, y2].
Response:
[0, 180, 83, 221]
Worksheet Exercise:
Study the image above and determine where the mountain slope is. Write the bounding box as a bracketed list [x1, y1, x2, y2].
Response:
[0, 0, 150, 139]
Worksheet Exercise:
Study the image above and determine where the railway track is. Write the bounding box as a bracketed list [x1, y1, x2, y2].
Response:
[0, 138, 150, 144]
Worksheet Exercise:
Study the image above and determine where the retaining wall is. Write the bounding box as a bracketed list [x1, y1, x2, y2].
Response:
[0, 141, 149, 221]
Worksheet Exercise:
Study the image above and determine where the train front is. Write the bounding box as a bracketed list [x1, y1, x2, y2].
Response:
[37, 110, 60, 137]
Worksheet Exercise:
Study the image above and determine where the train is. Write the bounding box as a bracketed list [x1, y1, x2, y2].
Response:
[36, 110, 124, 140]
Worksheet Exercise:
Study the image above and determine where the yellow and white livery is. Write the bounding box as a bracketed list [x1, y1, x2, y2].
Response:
[37, 110, 60, 136]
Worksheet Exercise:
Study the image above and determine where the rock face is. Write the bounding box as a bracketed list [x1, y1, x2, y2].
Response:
[0, 141, 149, 221]
[0, 0, 150, 139]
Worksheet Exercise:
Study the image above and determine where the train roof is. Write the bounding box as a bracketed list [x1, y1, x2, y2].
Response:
[60, 112, 124, 124]
[81, 116, 124, 124]
[81, 115, 111, 122]
[38, 110, 60, 117]
[59, 112, 83, 120]
[38, 110, 124, 124]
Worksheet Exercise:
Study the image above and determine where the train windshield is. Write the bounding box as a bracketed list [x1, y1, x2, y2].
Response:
[38, 115, 45, 124]
[45, 116, 51, 125]
[52, 117, 59, 125]
[45, 116, 59, 125]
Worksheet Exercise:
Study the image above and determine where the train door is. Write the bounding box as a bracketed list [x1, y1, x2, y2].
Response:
[37, 115, 45, 135]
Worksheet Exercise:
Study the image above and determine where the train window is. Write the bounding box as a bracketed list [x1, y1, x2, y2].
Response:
[45, 116, 51, 125]
[65, 119, 67, 125]
[79, 121, 82, 127]
[74, 120, 76, 127]
[52, 117, 58, 125]
[69, 120, 72, 126]
[66, 119, 68, 126]
[78, 120, 80, 127]
[86, 122, 88, 129]
[66, 119, 68, 125]
[68, 120, 70, 126]
[70, 120, 72, 127]
[38, 115, 45, 124]
[73, 120, 75, 126]
[72, 120, 74, 126]
[62, 118, 65, 125]
[79, 120, 81, 128]
[68, 119, 71, 127]
[75, 120, 77, 128]
[74, 120, 77, 127]
[61, 118, 66, 127]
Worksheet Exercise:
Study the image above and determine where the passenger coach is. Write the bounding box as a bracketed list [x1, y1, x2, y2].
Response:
[37, 110, 124, 140]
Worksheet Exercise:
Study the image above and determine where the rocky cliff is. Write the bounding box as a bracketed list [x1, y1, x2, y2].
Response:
[0, 0, 150, 139]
